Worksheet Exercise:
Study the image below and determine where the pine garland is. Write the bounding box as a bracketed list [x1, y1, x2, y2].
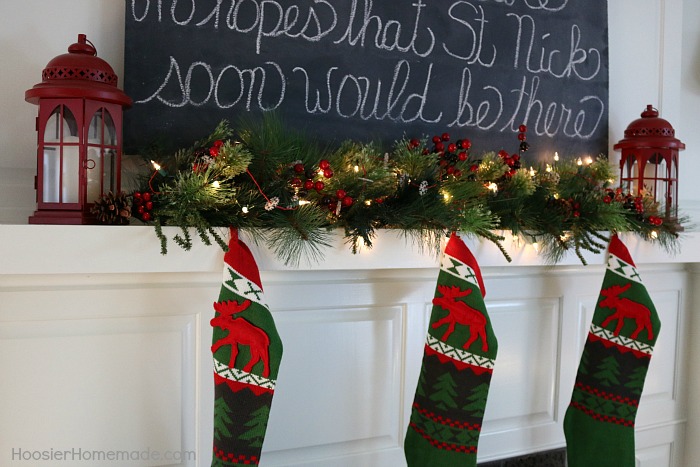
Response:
[132, 115, 685, 265]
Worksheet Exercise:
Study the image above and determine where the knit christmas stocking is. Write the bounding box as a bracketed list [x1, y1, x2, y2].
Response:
[404, 232, 498, 466]
[211, 228, 283, 466]
[564, 234, 660, 467]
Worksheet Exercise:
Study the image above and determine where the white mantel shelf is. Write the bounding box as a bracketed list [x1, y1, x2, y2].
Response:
[0, 224, 697, 275]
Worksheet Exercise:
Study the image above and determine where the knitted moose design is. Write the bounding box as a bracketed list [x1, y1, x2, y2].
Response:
[599, 283, 654, 340]
[432, 285, 489, 352]
[211, 299, 272, 377]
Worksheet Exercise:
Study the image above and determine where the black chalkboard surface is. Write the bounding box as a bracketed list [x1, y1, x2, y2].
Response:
[124, 0, 609, 162]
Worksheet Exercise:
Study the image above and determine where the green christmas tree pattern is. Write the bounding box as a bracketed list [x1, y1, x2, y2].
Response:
[624, 365, 649, 394]
[239, 405, 271, 448]
[429, 372, 459, 410]
[592, 355, 621, 387]
[462, 382, 490, 417]
[213, 396, 234, 441]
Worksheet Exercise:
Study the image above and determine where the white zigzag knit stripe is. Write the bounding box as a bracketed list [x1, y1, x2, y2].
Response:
[222, 264, 268, 309]
[213, 357, 276, 390]
[441, 253, 479, 289]
[426, 334, 495, 370]
[607, 254, 644, 286]
[590, 324, 654, 356]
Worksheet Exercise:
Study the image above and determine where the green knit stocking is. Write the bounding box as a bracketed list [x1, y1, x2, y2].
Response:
[564, 234, 660, 467]
[211, 228, 283, 466]
[404, 232, 498, 466]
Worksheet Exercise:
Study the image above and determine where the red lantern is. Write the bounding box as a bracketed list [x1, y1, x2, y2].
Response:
[25, 34, 132, 224]
[615, 105, 685, 221]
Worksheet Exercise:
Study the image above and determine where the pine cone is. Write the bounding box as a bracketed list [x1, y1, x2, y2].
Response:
[91, 191, 132, 225]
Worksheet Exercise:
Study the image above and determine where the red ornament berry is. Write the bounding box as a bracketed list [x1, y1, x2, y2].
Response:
[213, 139, 224, 148]
[498, 150, 509, 158]
[137, 205, 145, 214]
[448, 143, 457, 153]
[314, 181, 325, 192]
[142, 192, 152, 202]
[342, 196, 354, 207]
[409, 138, 420, 148]
[518, 133, 526, 141]
[461, 139, 471, 150]
[323, 168, 334, 178]
[141, 212, 152, 222]
[519, 124, 527, 133]
[441, 132, 450, 141]
[294, 163, 305, 173]
[512, 154, 520, 162]
[470, 164, 479, 172]
[133, 191, 142, 200]
[336, 189, 347, 199]
[458, 152, 468, 161]
[209, 146, 219, 157]
[319, 159, 331, 170]
[145, 201, 154, 211]
[422, 148, 430, 155]
[446, 166, 455, 175]
[603, 195, 612, 204]
[432, 135, 441, 144]
[573, 211, 581, 218]
[454, 169, 462, 178]
[435, 142, 445, 152]
[291, 177, 302, 188]
[304, 180, 315, 191]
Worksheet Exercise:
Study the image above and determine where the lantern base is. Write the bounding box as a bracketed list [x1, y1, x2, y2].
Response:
[29, 209, 98, 225]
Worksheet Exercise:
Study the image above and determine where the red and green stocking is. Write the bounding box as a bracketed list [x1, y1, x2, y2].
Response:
[211, 229, 283, 466]
[404, 232, 498, 466]
[564, 234, 660, 466]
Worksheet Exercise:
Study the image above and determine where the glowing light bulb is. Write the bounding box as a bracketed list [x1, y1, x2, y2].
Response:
[298, 200, 310, 206]
[241, 206, 249, 214]
[577, 157, 583, 166]
[585, 156, 594, 165]
[546, 164, 553, 173]
[529, 166, 536, 177]
[651, 230, 659, 239]
[487, 182, 498, 193]
[354, 165, 360, 173]
[532, 241, 540, 253]
[211, 181, 220, 189]
[442, 191, 452, 202]
[151, 160, 161, 171]
[554, 152, 560, 162]
[364, 199, 372, 206]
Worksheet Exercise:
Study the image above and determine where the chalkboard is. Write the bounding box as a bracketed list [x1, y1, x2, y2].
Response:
[123, 0, 609, 162]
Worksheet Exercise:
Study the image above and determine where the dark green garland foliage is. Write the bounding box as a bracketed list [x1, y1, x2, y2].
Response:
[134, 116, 684, 265]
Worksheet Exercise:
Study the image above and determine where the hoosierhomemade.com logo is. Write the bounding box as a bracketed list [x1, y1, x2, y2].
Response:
[11, 447, 195, 463]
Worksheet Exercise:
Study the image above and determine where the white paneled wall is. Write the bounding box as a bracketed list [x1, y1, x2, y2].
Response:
[0, 227, 690, 466]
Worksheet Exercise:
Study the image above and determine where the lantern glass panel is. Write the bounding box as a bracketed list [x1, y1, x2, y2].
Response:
[86, 108, 118, 203]
[41, 105, 79, 204]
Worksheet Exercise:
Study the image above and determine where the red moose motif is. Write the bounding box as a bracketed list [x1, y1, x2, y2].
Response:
[211, 299, 271, 377]
[599, 283, 654, 340]
[432, 285, 489, 352]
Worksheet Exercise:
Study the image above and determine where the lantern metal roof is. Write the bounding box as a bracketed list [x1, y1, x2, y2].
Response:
[25, 34, 132, 107]
[613, 105, 685, 150]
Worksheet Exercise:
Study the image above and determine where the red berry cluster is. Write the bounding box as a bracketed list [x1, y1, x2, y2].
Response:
[288, 159, 355, 211]
[426, 132, 471, 178]
[133, 191, 154, 222]
[603, 188, 663, 226]
[517, 124, 530, 152]
[192, 139, 224, 172]
[497, 150, 522, 177]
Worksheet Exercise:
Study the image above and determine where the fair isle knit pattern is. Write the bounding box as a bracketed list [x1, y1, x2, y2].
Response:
[404, 233, 498, 467]
[564, 235, 660, 467]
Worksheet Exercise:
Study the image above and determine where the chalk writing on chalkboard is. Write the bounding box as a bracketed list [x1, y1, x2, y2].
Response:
[124, 0, 608, 162]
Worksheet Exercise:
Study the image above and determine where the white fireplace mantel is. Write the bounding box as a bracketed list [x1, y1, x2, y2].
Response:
[0, 224, 695, 466]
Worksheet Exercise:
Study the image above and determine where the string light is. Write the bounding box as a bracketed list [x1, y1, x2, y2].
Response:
[546, 164, 553, 173]
[151, 160, 161, 171]
[529, 166, 536, 177]
[554, 152, 560, 162]
[442, 191, 452, 202]
[577, 157, 583, 166]
[650, 230, 659, 239]
[364, 199, 372, 206]
[486, 182, 498, 193]
[584, 156, 594, 165]
[531, 237, 540, 253]
[211, 181, 220, 189]
[354, 165, 360, 173]
[241, 206, 249, 214]
[298, 200, 311, 206]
